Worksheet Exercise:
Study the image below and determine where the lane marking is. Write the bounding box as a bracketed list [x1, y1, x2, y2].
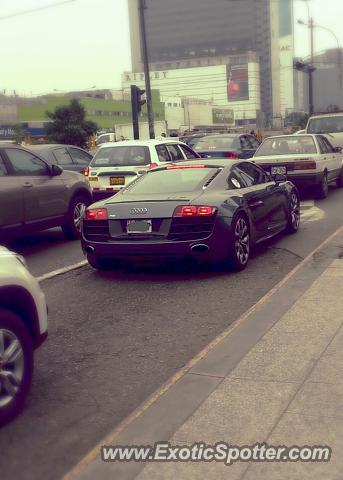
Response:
[37, 260, 88, 283]
[64, 224, 343, 480]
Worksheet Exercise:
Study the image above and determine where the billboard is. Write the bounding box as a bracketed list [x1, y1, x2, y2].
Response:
[227, 64, 249, 102]
[212, 108, 234, 125]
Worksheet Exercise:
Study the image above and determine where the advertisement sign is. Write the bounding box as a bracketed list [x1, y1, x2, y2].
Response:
[226, 64, 249, 102]
[212, 108, 234, 125]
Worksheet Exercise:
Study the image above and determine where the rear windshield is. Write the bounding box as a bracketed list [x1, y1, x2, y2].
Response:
[307, 116, 343, 134]
[122, 167, 217, 195]
[92, 146, 151, 167]
[194, 136, 235, 150]
[255, 136, 317, 156]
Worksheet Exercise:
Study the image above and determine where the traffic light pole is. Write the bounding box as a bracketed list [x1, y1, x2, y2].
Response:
[131, 85, 140, 140]
[138, 0, 155, 139]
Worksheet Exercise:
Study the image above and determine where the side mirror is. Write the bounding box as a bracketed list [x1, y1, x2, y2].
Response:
[274, 173, 287, 184]
[199, 153, 210, 158]
[50, 164, 63, 176]
[334, 146, 342, 153]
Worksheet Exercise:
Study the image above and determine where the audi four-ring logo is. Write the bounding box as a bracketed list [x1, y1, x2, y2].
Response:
[130, 208, 148, 214]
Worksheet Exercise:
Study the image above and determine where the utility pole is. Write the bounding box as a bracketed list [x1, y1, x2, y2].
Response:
[138, 0, 155, 139]
[309, 17, 314, 115]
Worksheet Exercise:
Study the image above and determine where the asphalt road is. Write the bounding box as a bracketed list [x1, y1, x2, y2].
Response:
[1, 187, 343, 480]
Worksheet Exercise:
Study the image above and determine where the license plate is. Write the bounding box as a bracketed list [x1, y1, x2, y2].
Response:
[110, 176, 125, 186]
[271, 166, 287, 175]
[88, 176, 98, 182]
[127, 219, 152, 234]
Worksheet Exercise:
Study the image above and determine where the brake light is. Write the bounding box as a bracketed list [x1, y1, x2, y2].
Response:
[85, 208, 108, 220]
[173, 205, 217, 217]
[294, 160, 316, 170]
[166, 165, 205, 170]
[225, 152, 238, 159]
[149, 162, 158, 170]
[84, 166, 90, 176]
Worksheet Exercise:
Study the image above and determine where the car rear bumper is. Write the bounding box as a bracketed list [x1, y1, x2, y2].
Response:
[286, 172, 323, 189]
[81, 219, 231, 265]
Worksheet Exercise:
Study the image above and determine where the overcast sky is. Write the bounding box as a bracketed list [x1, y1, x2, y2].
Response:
[0, 0, 341, 96]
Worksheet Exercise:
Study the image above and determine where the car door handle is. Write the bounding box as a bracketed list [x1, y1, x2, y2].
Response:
[23, 182, 33, 188]
[249, 200, 264, 207]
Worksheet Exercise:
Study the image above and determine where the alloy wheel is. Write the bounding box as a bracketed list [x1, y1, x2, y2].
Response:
[234, 217, 250, 265]
[0, 329, 24, 408]
[290, 192, 300, 230]
[73, 202, 86, 232]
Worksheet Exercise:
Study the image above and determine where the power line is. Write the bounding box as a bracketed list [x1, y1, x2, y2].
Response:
[0, 0, 77, 21]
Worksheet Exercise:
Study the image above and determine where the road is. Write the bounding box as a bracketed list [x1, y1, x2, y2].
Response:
[1, 187, 343, 480]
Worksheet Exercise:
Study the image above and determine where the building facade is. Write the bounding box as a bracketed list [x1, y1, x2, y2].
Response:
[128, 0, 294, 125]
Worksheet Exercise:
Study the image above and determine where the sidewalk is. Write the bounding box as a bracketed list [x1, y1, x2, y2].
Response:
[68, 228, 343, 480]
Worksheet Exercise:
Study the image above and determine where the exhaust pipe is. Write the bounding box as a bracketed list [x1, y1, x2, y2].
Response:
[191, 244, 209, 253]
[85, 245, 95, 254]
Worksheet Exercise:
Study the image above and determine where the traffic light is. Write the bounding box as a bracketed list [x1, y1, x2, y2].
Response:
[131, 85, 146, 114]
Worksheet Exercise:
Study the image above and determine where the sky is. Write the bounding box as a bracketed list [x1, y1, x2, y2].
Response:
[0, 0, 342, 96]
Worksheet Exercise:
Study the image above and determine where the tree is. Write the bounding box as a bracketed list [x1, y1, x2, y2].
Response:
[45, 99, 98, 148]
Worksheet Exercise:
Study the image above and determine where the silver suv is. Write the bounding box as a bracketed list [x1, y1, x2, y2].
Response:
[0, 144, 93, 240]
[306, 113, 343, 148]
[0, 247, 48, 425]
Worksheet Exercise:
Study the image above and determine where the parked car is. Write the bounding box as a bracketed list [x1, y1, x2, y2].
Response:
[253, 134, 343, 198]
[86, 139, 201, 201]
[28, 144, 93, 174]
[0, 246, 48, 425]
[306, 112, 343, 147]
[194, 134, 260, 159]
[82, 159, 300, 271]
[0, 144, 93, 240]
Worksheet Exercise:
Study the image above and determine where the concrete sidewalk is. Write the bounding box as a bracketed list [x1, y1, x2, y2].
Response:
[69, 228, 343, 480]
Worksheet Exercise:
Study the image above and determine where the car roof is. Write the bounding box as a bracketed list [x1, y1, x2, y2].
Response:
[28, 144, 84, 150]
[155, 159, 243, 169]
[309, 112, 343, 119]
[263, 134, 317, 140]
[98, 139, 186, 148]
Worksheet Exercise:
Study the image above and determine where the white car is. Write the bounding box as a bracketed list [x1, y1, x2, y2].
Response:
[0, 247, 48, 425]
[253, 134, 343, 198]
[85, 139, 201, 201]
[306, 112, 343, 148]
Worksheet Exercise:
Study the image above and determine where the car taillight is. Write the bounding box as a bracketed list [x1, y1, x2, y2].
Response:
[85, 208, 108, 220]
[294, 160, 316, 170]
[84, 166, 90, 176]
[173, 206, 217, 217]
[149, 162, 158, 170]
[225, 152, 238, 159]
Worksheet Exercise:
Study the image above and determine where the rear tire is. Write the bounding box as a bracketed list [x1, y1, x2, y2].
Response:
[315, 172, 329, 199]
[225, 214, 250, 271]
[0, 309, 34, 427]
[285, 190, 300, 234]
[62, 195, 91, 240]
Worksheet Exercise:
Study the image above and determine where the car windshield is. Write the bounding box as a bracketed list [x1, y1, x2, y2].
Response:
[122, 167, 217, 195]
[92, 146, 151, 167]
[307, 116, 343, 134]
[255, 136, 317, 156]
[194, 136, 235, 150]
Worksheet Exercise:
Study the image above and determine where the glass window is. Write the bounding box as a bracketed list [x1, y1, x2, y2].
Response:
[155, 144, 170, 162]
[317, 136, 330, 154]
[248, 135, 260, 149]
[194, 135, 236, 151]
[92, 146, 151, 167]
[166, 144, 184, 161]
[236, 162, 269, 187]
[69, 147, 92, 165]
[240, 136, 251, 149]
[122, 167, 218, 195]
[255, 136, 317, 156]
[53, 148, 73, 165]
[320, 136, 335, 153]
[0, 157, 7, 176]
[6, 149, 49, 176]
[179, 144, 199, 159]
[307, 116, 343, 134]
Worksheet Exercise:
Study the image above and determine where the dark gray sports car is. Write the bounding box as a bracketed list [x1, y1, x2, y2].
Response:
[81, 160, 300, 271]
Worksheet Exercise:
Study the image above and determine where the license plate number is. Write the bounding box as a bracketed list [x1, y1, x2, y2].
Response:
[88, 176, 98, 182]
[110, 176, 125, 186]
[127, 219, 152, 234]
[271, 166, 287, 175]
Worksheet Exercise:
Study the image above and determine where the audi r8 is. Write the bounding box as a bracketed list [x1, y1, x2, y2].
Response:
[81, 160, 300, 271]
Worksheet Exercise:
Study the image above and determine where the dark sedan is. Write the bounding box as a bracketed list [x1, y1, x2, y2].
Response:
[28, 144, 93, 173]
[82, 160, 300, 271]
[195, 134, 260, 159]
